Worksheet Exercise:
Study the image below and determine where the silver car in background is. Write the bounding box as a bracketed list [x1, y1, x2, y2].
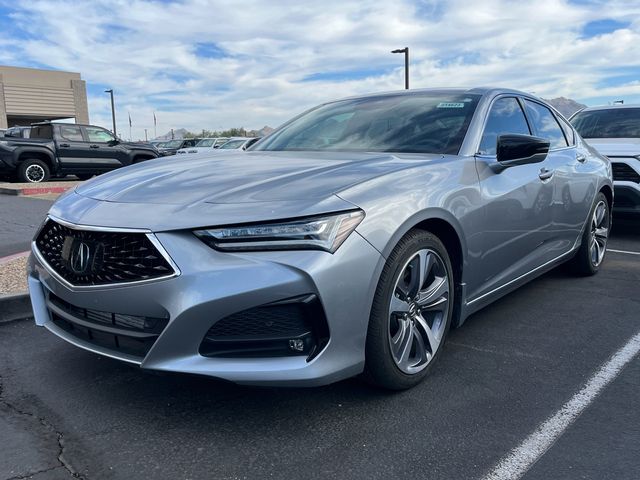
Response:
[570, 105, 640, 215]
[28, 88, 612, 389]
[176, 137, 230, 155]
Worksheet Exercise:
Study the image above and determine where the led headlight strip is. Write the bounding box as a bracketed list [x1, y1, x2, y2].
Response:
[194, 210, 365, 253]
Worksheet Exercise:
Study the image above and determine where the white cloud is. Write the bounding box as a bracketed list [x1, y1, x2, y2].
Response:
[1, 0, 639, 139]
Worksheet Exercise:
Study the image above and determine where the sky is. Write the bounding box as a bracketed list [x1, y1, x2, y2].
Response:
[0, 0, 639, 140]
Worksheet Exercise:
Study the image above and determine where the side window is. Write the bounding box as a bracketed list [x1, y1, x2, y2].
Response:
[523, 100, 568, 149]
[59, 125, 84, 142]
[84, 127, 115, 143]
[557, 116, 575, 146]
[479, 97, 531, 155]
[30, 125, 53, 139]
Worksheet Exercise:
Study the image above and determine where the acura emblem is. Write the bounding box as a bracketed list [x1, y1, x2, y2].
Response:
[70, 241, 92, 274]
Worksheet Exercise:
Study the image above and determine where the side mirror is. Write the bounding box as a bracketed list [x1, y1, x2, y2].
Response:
[108, 139, 120, 146]
[494, 134, 550, 171]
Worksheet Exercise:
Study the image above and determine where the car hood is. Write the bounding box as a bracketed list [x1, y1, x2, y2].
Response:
[51, 150, 442, 230]
[75, 150, 439, 204]
[584, 138, 640, 157]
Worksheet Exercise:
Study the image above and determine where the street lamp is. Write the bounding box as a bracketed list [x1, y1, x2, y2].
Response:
[104, 89, 117, 136]
[391, 47, 409, 90]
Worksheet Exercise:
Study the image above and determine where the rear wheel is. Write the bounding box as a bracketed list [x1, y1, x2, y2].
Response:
[570, 192, 610, 276]
[17, 159, 50, 183]
[364, 230, 454, 390]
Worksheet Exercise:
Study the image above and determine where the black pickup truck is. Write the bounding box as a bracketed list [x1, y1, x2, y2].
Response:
[0, 122, 159, 183]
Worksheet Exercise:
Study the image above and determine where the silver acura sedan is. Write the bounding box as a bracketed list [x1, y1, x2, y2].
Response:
[28, 88, 612, 389]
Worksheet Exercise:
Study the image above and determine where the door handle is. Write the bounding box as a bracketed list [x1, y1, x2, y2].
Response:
[576, 154, 586, 163]
[539, 168, 554, 181]
[89, 144, 100, 149]
[59, 143, 70, 148]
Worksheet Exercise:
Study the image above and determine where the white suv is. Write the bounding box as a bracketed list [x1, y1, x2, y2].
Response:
[571, 105, 640, 215]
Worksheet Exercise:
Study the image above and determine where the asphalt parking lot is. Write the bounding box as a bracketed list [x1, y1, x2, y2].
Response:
[0, 195, 638, 480]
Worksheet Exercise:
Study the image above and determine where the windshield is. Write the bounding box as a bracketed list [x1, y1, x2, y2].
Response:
[196, 139, 216, 147]
[163, 140, 183, 148]
[571, 108, 640, 138]
[219, 139, 246, 149]
[254, 93, 481, 154]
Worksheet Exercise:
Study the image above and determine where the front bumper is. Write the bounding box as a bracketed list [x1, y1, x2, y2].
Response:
[29, 226, 384, 386]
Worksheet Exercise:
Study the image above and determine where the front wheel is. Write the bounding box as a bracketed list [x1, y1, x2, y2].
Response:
[570, 192, 610, 276]
[17, 159, 50, 183]
[364, 230, 454, 390]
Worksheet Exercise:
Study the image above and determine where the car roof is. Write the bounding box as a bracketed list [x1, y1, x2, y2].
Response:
[575, 104, 640, 112]
[333, 87, 531, 103]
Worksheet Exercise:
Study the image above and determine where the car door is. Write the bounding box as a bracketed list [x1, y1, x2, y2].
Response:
[472, 96, 556, 299]
[521, 99, 592, 252]
[82, 126, 128, 168]
[55, 124, 93, 170]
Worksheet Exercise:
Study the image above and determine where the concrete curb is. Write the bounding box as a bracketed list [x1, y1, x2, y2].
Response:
[0, 185, 72, 196]
[0, 292, 32, 323]
[0, 250, 30, 265]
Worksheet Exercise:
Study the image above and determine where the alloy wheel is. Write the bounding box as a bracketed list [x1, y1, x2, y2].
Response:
[589, 200, 609, 267]
[388, 249, 449, 374]
[25, 164, 45, 183]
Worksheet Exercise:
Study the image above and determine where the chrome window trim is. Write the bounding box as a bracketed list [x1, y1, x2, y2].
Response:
[33, 216, 181, 291]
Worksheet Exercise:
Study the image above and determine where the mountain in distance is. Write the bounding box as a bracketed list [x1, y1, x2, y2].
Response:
[154, 126, 274, 141]
[154, 128, 189, 140]
[543, 97, 587, 118]
[248, 125, 275, 137]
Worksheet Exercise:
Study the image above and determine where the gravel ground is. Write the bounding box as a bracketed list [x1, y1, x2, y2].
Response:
[0, 255, 28, 294]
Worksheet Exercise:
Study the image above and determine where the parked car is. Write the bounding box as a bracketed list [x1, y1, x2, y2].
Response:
[570, 105, 639, 215]
[28, 88, 612, 390]
[0, 122, 159, 182]
[216, 137, 261, 150]
[157, 138, 201, 156]
[4, 126, 32, 138]
[175, 137, 229, 155]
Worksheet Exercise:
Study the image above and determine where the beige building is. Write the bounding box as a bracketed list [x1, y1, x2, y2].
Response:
[0, 65, 89, 129]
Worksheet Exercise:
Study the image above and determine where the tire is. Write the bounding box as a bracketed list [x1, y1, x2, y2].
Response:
[364, 229, 455, 390]
[75, 174, 94, 181]
[570, 192, 610, 276]
[17, 159, 50, 183]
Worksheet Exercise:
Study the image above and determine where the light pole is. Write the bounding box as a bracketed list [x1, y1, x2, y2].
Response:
[144, 129, 148, 141]
[391, 47, 409, 90]
[105, 89, 117, 136]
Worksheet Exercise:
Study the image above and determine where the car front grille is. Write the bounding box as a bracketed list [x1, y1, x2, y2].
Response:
[47, 292, 169, 359]
[35, 219, 175, 287]
[200, 295, 330, 360]
[611, 162, 640, 183]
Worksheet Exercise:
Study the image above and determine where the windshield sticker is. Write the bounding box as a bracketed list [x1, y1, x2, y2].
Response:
[437, 102, 465, 108]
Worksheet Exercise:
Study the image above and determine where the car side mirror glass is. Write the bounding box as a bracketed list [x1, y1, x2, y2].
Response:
[494, 134, 550, 171]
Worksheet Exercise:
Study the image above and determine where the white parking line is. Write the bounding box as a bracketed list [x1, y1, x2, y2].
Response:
[607, 248, 640, 256]
[481, 330, 640, 480]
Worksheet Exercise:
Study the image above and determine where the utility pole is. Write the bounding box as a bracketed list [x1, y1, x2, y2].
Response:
[105, 89, 117, 135]
[391, 48, 409, 89]
[144, 129, 148, 141]
[171, 128, 174, 139]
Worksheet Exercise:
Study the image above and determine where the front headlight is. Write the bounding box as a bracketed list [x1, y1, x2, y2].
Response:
[194, 210, 365, 253]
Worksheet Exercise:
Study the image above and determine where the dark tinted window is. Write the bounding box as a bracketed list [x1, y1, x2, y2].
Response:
[30, 125, 53, 139]
[254, 93, 481, 155]
[524, 100, 568, 149]
[479, 97, 531, 155]
[570, 108, 640, 138]
[59, 125, 84, 142]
